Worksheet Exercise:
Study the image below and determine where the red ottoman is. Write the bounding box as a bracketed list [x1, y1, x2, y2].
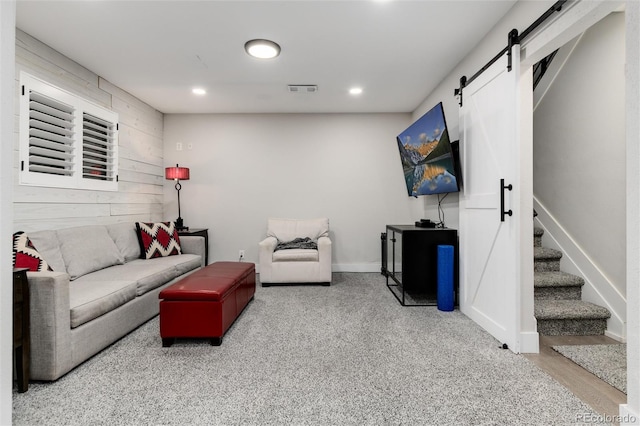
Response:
[159, 261, 256, 346]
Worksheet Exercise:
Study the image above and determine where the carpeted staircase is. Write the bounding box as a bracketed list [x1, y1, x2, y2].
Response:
[534, 227, 611, 335]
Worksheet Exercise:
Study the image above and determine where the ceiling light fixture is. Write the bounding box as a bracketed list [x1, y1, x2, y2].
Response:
[192, 88, 206, 96]
[349, 87, 363, 95]
[244, 39, 281, 59]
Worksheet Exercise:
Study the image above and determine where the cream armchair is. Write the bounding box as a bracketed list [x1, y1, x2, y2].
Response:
[258, 218, 332, 286]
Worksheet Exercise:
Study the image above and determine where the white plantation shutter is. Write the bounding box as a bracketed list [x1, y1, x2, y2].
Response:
[20, 73, 118, 191]
[27, 91, 76, 176]
[82, 113, 116, 182]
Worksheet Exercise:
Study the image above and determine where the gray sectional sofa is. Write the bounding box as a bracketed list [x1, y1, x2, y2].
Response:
[25, 222, 206, 381]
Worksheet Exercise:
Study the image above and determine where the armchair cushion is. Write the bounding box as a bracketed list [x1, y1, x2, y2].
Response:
[272, 249, 319, 262]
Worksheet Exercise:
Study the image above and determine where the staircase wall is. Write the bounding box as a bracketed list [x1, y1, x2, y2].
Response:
[532, 12, 626, 339]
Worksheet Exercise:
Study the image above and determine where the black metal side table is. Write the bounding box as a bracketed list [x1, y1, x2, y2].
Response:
[13, 267, 30, 392]
[383, 225, 458, 306]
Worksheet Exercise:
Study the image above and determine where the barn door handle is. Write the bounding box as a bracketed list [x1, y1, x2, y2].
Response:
[500, 179, 513, 222]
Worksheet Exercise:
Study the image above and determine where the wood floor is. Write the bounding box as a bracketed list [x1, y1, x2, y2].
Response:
[524, 335, 626, 423]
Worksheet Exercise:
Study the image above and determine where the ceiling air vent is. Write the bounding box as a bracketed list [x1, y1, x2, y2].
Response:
[287, 85, 318, 93]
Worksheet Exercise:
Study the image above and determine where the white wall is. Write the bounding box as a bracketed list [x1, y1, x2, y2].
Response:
[163, 113, 422, 271]
[13, 30, 164, 232]
[623, 0, 640, 422]
[533, 12, 626, 297]
[1, 2, 15, 423]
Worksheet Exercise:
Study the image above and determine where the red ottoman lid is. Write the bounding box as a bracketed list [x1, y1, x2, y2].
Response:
[159, 276, 237, 301]
[199, 261, 254, 274]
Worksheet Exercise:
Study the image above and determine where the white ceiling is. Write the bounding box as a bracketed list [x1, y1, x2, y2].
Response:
[16, 0, 517, 114]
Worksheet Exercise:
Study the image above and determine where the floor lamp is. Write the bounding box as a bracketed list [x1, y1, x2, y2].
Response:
[165, 164, 190, 230]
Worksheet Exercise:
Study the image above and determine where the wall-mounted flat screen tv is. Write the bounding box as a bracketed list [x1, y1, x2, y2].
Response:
[396, 102, 460, 196]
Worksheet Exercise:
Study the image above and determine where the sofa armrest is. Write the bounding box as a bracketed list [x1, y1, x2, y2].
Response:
[26, 271, 73, 380]
[258, 236, 277, 281]
[180, 235, 206, 267]
[318, 236, 332, 260]
[259, 236, 277, 255]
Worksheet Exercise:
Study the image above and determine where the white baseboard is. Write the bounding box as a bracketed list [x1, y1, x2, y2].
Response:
[534, 196, 626, 341]
[519, 331, 540, 354]
[256, 263, 382, 274]
[606, 329, 626, 343]
[332, 263, 381, 273]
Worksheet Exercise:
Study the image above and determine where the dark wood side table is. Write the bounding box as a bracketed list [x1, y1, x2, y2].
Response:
[13, 267, 30, 392]
[178, 228, 209, 265]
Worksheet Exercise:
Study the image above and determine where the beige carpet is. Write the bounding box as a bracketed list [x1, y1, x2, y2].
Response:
[14, 273, 602, 425]
[553, 344, 627, 394]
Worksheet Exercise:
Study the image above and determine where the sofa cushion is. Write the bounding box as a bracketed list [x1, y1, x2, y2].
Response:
[69, 280, 137, 328]
[148, 253, 202, 276]
[106, 222, 141, 262]
[27, 230, 67, 274]
[77, 255, 200, 296]
[272, 249, 319, 262]
[136, 222, 182, 259]
[13, 232, 53, 272]
[57, 225, 125, 280]
[267, 218, 329, 243]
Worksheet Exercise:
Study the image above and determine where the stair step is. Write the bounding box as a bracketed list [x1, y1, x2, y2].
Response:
[535, 299, 610, 336]
[534, 247, 563, 272]
[534, 246, 563, 260]
[534, 271, 584, 300]
[534, 227, 544, 247]
[535, 299, 609, 319]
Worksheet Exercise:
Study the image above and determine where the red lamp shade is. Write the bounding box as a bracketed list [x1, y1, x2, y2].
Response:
[165, 164, 190, 181]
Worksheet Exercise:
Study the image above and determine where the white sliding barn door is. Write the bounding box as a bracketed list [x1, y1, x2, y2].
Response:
[459, 46, 527, 353]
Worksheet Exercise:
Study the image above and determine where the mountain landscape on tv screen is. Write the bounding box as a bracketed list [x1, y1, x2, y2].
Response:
[397, 128, 450, 167]
[396, 103, 459, 196]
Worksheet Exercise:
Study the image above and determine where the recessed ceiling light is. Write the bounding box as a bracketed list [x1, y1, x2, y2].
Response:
[244, 39, 281, 59]
[349, 87, 363, 95]
[192, 88, 206, 96]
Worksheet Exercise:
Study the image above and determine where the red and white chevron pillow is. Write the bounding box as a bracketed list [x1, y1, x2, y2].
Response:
[135, 222, 182, 259]
[13, 231, 53, 272]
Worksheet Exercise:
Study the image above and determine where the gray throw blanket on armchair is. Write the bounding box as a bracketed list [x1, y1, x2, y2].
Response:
[274, 237, 318, 252]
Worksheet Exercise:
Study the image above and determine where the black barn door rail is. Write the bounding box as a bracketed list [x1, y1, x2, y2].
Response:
[455, 0, 567, 106]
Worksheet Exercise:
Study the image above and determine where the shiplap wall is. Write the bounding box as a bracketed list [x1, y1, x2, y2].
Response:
[13, 29, 164, 232]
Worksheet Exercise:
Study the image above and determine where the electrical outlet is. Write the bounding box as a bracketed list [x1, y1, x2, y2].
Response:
[176, 142, 183, 151]
[239, 250, 245, 261]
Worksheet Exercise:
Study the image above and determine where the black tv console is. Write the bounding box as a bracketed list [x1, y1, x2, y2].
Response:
[382, 225, 458, 306]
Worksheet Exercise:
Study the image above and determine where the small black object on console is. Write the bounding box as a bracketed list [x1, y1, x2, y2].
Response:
[415, 219, 436, 228]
